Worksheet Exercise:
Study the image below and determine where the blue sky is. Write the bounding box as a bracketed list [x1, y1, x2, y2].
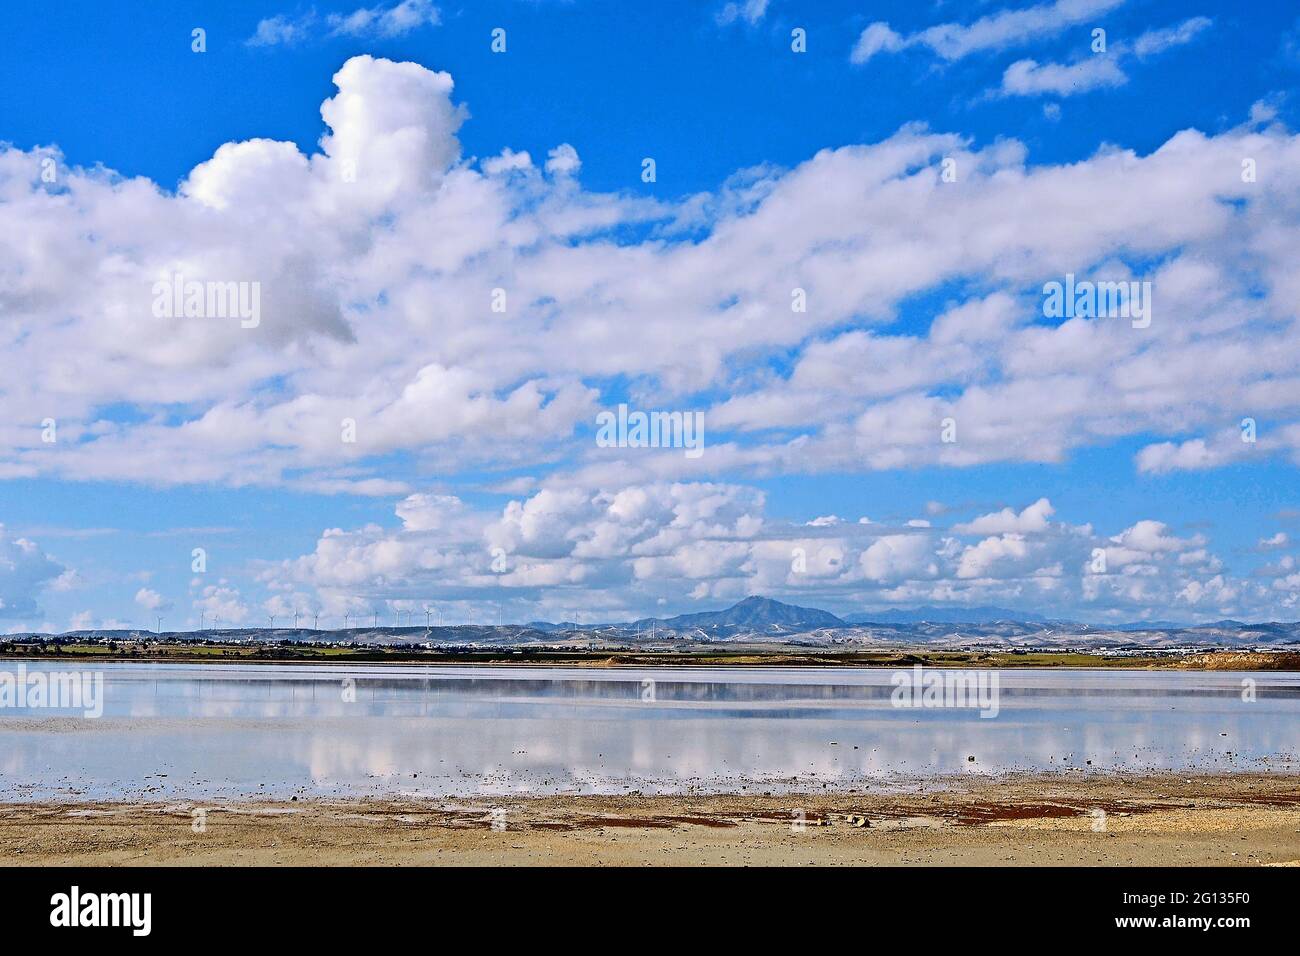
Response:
[2, 1, 1292, 190]
[1, 0, 1299, 630]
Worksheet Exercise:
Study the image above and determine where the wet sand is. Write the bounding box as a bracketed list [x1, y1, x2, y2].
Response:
[3, 773, 1299, 866]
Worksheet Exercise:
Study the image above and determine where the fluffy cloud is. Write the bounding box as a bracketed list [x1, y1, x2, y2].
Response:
[4, 55, 1300, 625]
[0, 527, 65, 623]
[3, 56, 1300, 499]
[956, 534, 1034, 580]
[133, 587, 173, 612]
[192, 583, 250, 625]
[860, 534, 937, 584]
[1111, 519, 1201, 555]
[954, 498, 1056, 535]
[255, 491, 1292, 623]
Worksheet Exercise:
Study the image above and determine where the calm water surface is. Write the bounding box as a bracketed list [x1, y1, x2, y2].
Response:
[1, 661, 1297, 801]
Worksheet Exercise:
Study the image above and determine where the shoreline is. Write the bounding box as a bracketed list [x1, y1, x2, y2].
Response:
[5, 772, 1300, 866]
[4, 649, 1300, 670]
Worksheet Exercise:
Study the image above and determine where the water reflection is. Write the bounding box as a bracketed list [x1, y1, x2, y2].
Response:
[1, 662, 1296, 800]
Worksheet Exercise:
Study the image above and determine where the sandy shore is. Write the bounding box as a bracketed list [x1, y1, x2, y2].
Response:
[3, 773, 1299, 866]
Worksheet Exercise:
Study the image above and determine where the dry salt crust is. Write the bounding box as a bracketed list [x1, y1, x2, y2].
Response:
[3, 773, 1300, 866]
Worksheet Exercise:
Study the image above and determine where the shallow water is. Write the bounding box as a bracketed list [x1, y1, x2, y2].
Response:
[1, 661, 1297, 801]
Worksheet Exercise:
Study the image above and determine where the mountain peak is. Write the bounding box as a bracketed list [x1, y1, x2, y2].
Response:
[635, 596, 845, 634]
[734, 595, 780, 608]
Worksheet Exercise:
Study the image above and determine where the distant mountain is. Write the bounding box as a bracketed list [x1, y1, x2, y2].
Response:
[844, 606, 1048, 625]
[11, 598, 1300, 650]
[632, 596, 845, 634]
